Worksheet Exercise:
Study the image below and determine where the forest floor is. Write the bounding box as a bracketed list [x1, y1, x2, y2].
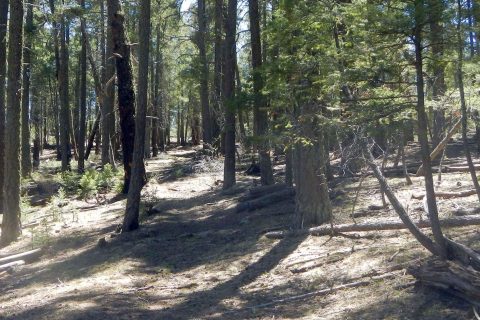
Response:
[0, 141, 479, 319]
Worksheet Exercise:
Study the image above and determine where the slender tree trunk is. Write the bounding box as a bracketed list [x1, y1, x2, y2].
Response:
[197, 0, 212, 146]
[123, 0, 150, 232]
[223, 0, 237, 189]
[0, 0, 9, 214]
[211, 0, 223, 143]
[21, 0, 33, 177]
[457, 0, 480, 202]
[109, 0, 138, 194]
[413, 10, 447, 257]
[77, 0, 87, 172]
[428, 0, 446, 148]
[2, 0, 23, 246]
[103, 0, 115, 166]
[249, 0, 274, 185]
[59, 13, 71, 171]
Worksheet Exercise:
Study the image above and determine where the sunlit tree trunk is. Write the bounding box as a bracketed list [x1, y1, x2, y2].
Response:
[0, 0, 9, 214]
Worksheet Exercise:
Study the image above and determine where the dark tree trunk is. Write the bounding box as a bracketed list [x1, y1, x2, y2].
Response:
[109, 0, 138, 194]
[59, 13, 71, 171]
[248, 0, 274, 186]
[21, 0, 33, 177]
[0, 0, 8, 214]
[2, 0, 23, 246]
[123, 0, 150, 232]
[413, 9, 447, 257]
[103, 0, 116, 166]
[223, 0, 237, 189]
[211, 0, 223, 143]
[78, 0, 87, 173]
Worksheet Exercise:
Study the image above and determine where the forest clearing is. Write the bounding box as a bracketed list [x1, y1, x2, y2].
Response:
[2, 0, 480, 319]
[0, 141, 479, 319]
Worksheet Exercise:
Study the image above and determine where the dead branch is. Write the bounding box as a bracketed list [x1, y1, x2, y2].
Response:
[265, 214, 480, 239]
[236, 188, 295, 213]
[0, 248, 43, 265]
[412, 190, 477, 200]
[0, 260, 25, 271]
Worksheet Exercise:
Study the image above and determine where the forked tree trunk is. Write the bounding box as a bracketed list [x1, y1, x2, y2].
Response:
[2, 0, 23, 246]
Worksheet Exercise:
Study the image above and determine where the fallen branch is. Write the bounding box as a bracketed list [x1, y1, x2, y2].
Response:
[0, 248, 43, 265]
[0, 260, 25, 271]
[412, 190, 477, 200]
[240, 183, 288, 201]
[265, 214, 480, 239]
[445, 165, 480, 172]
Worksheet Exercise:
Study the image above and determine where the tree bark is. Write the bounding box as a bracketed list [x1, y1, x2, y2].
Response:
[109, 0, 138, 194]
[248, 0, 274, 186]
[223, 0, 237, 189]
[0, 0, 8, 214]
[123, 0, 150, 232]
[21, 0, 33, 177]
[77, 0, 87, 173]
[59, 12, 71, 171]
[413, 11, 447, 257]
[2, 0, 23, 246]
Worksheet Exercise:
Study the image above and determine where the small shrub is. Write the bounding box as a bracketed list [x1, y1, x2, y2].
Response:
[79, 169, 98, 199]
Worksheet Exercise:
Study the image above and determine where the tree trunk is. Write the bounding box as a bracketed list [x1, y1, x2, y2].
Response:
[293, 103, 332, 228]
[103, 0, 116, 166]
[123, 0, 150, 232]
[211, 0, 223, 143]
[223, 0, 237, 189]
[2, 0, 23, 246]
[77, 0, 87, 173]
[248, 0, 274, 186]
[197, 0, 212, 146]
[0, 0, 8, 214]
[413, 10, 447, 257]
[21, 0, 33, 177]
[109, 0, 138, 194]
[456, 0, 480, 202]
[59, 12, 71, 171]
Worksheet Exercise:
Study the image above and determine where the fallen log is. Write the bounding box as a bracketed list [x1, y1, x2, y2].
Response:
[0, 260, 25, 271]
[264, 214, 480, 239]
[408, 258, 480, 307]
[412, 189, 477, 200]
[445, 165, 480, 172]
[236, 188, 295, 213]
[0, 248, 43, 265]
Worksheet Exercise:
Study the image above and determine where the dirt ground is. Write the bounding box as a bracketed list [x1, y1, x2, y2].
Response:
[0, 143, 478, 320]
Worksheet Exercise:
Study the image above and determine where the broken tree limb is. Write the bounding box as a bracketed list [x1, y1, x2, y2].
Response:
[0, 248, 43, 265]
[0, 260, 25, 271]
[416, 118, 462, 176]
[264, 214, 480, 240]
[444, 165, 480, 172]
[408, 258, 480, 307]
[236, 188, 295, 213]
[412, 189, 477, 200]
